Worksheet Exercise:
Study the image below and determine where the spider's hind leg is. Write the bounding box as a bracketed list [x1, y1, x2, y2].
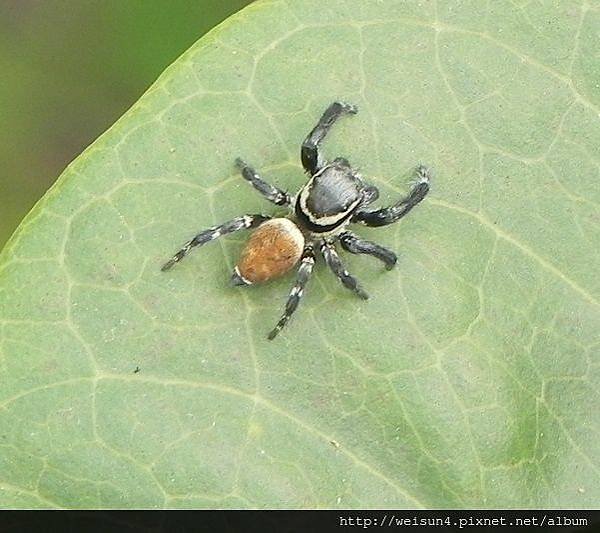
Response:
[161, 214, 270, 271]
[268, 246, 316, 340]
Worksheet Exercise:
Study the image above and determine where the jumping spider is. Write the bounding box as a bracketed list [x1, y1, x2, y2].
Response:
[162, 102, 431, 339]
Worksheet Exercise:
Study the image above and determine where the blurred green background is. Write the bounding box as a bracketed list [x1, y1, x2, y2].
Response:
[0, 0, 252, 249]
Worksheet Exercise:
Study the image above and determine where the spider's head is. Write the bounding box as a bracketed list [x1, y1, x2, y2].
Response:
[294, 160, 370, 234]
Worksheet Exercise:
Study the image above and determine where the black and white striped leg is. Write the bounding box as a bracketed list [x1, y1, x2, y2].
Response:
[301, 101, 358, 174]
[268, 246, 316, 340]
[320, 242, 369, 300]
[353, 165, 431, 227]
[235, 158, 291, 206]
[339, 231, 397, 270]
[161, 214, 270, 271]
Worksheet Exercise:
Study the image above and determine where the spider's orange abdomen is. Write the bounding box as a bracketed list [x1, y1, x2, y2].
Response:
[233, 218, 304, 285]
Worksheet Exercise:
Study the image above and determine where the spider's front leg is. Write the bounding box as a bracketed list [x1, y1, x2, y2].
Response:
[161, 214, 270, 271]
[268, 246, 316, 340]
[320, 242, 369, 300]
[235, 158, 291, 206]
[353, 165, 431, 227]
[301, 101, 358, 174]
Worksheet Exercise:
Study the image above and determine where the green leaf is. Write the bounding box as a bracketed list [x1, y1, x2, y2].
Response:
[1, 0, 599, 509]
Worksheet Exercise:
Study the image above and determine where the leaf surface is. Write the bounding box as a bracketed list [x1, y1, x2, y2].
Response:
[1, 0, 599, 509]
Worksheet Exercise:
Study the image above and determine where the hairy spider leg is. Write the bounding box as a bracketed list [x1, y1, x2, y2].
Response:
[161, 214, 270, 271]
[321, 242, 369, 300]
[268, 246, 316, 340]
[235, 158, 291, 206]
[353, 165, 431, 227]
[339, 231, 397, 270]
[301, 101, 358, 175]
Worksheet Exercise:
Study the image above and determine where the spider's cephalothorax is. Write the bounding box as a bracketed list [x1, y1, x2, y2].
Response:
[294, 158, 379, 234]
[162, 102, 431, 339]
